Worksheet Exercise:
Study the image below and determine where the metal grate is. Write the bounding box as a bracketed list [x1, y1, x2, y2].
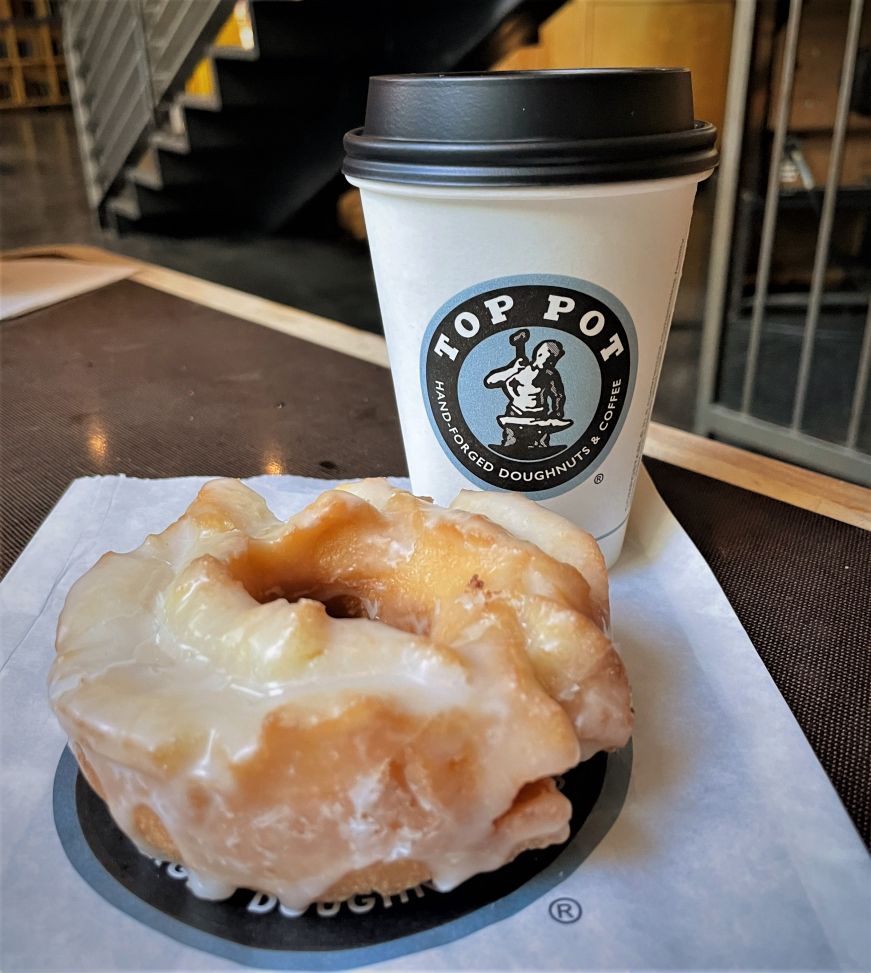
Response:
[697, 0, 871, 486]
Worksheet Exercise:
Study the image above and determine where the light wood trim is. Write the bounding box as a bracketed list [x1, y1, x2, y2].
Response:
[132, 264, 390, 368]
[1, 244, 390, 367]
[645, 422, 870, 531]
[5, 245, 869, 529]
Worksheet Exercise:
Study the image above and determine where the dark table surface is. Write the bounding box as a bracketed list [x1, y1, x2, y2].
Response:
[2, 277, 869, 847]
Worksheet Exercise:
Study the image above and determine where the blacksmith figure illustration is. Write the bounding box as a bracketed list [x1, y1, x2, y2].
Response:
[484, 329, 573, 458]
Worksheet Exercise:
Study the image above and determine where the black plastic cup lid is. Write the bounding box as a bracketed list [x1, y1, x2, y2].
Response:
[343, 69, 718, 187]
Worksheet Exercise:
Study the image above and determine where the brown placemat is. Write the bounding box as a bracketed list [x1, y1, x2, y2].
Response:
[2, 279, 868, 847]
[645, 458, 870, 850]
[0, 279, 404, 573]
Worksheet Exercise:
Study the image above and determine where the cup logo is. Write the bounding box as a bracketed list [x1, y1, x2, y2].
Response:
[421, 275, 636, 498]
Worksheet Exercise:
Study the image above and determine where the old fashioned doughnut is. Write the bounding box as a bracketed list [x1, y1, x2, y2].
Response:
[50, 479, 633, 910]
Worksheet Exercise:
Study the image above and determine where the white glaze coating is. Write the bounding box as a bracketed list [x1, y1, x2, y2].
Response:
[50, 479, 632, 909]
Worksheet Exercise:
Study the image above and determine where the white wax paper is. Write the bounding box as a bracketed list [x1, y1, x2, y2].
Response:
[0, 258, 135, 320]
[1, 471, 869, 972]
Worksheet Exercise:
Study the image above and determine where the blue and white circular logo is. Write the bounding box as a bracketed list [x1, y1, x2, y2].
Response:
[421, 275, 637, 499]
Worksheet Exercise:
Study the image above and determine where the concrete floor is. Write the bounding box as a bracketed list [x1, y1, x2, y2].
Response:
[0, 108, 708, 431]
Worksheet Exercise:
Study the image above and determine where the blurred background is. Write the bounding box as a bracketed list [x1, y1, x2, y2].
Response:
[1, 0, 869, 485]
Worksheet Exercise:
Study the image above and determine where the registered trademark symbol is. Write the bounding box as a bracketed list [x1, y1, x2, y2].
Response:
[594, 473, 604, 484]
[548, 897, 582, 923]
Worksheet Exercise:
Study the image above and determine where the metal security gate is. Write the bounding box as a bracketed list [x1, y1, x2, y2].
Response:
[697, 0, 871, 486]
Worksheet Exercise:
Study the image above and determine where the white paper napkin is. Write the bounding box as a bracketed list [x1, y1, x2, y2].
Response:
[1, 471, 868, 972]
[0, 257, 135, 320]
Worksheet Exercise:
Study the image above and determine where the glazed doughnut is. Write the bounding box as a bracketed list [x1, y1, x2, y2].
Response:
[50, 479, 632, 910]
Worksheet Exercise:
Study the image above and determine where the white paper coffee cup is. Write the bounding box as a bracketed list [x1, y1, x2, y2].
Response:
[344, 70, 717, 565]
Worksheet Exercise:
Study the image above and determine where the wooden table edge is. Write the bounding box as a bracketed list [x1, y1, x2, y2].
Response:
[2, 243, 389, 368]
[5, 243, 869, 531]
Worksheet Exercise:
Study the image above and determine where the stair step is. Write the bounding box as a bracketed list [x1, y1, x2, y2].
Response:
[168, 102, 187, 136]
[107, 191, 140, 222]
[150, 130, 190, 155]
[177, 92, 221, 114]
[128, 147, 163, 190]
[208, 44, 258, 63]
[105, 184, 143, 235]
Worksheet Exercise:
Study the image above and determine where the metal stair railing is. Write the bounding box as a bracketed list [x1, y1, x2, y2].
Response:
[64, 0, 235, 210]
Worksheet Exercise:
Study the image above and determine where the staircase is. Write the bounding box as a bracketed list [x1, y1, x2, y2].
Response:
[66, 0, 564, 237]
